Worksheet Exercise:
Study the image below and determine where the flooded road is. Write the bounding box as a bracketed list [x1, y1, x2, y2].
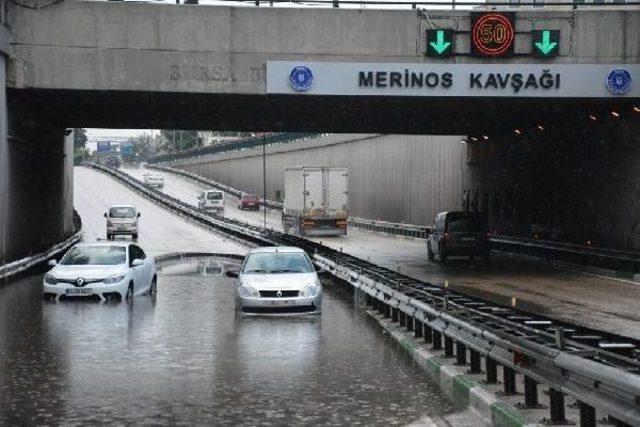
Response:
[0, 259, 458, 426]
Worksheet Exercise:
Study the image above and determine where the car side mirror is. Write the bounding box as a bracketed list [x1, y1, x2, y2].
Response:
[103, 213, 108, 218]
[131, 258, 144, 267]
[225, 269, 239, 278]
[47, 259, 57, 266]
[137, 212, 141, 218]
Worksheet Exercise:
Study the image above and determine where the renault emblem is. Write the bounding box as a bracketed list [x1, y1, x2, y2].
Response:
[76, 277, 84, 287]
[276, 290, 283, 298]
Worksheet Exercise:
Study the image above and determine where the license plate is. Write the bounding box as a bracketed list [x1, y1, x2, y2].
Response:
[270, 300, 290, 305]
[66, 288, 92, 296]
[461, 237, 476, 242]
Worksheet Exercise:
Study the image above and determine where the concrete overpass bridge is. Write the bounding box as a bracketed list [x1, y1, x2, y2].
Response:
[0, 0, 639, 261]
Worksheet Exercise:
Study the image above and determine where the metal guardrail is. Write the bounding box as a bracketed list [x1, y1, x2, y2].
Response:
[91, 161, 640, 426]
[0, 210, 83, 281]
[348, 217, 431, 239]
[147, 164, 285, 210]
[147, 133, 319, 164]
[491, 235, 640, 274]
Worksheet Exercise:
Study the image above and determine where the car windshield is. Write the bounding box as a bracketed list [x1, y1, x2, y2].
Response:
[60, 246, 127, 265]
[242, 194, 257, 200]
[447, 214, 486, 233]
[207, 192, 223, 200]
[242, 252, 313, 274]
[109, 207, 135, 218]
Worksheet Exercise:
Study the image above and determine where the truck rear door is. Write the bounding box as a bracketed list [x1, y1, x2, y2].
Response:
[326, 168, 349, 218]
[303, 168, 324, 217]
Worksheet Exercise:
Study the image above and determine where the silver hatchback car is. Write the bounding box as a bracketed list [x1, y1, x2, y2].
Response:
[228, 247, 322, 315]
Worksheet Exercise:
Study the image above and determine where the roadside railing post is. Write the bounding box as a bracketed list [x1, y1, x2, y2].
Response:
[406, 315, 414, 332]
[456, 342, 467, 365]
[524, 376, 539, 408]
[503, 366, 517, 395]
[444, 336, 454, 357]
[549, 389, 566, 424]
[432, 330, 442, 350]
[414, 319, 423, 338]
[579, 401, 596, 427]
[392, 307, 399, 322]
[485, 357, 497, 384]
[469, 350, 481, 374]
[399, 311, 406, 327]
[424, 324, 433, 344]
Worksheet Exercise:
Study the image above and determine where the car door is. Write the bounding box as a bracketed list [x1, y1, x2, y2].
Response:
[128, 245, 144, 292]
[134, 245, 153, 290]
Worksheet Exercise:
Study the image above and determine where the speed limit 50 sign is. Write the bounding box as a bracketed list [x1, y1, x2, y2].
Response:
[471, 12, 516, 57]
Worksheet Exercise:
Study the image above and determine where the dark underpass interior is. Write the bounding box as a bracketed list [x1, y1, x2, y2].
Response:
[5, 88, 640, 261]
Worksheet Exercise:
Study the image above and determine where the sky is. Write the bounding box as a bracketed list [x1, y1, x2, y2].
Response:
[85, 129, 158, 152]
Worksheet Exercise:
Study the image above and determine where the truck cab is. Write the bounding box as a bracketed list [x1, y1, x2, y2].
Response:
[198, 190, 225, 215]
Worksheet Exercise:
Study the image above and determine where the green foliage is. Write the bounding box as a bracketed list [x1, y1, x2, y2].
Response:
[73, 128, 88, 149]
[160, 130, 201, 153]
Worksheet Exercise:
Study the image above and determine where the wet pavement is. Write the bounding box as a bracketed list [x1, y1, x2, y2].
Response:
[125, 166, 640, 339]
[0, 260, 458, 426]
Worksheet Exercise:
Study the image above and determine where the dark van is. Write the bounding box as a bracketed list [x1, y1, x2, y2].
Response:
[427, 211, 490, 262]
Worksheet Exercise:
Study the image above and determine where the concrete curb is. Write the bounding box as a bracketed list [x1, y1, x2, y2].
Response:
[368, 310, 537, 427]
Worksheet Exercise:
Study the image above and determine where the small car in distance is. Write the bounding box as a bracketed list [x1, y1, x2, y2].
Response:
[105, 205, 140, 240]
[237, 192, 260, 210]
[43, 242, 157, 302]
[198, 189, 225, 215]
[143, 172, 164, 189]
[427, 211, 490, 262]
[228, 247, 322, 315]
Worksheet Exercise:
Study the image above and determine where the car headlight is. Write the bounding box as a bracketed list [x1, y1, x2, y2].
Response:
[239, 285, 259, 297]
[300, 283, 321, 297]
[44, 273, 58, 285]
[103, 273, 126, 284]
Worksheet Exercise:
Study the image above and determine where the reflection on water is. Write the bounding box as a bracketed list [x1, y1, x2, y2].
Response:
[0, 257, 454, 425]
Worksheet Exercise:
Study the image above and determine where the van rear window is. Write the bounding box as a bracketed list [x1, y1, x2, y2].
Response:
[446, 214, 486, 232]
[207, 192, 223, 200]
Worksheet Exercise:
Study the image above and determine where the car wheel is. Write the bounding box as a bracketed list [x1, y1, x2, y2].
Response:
[126, 283, 134, 301]
[149, 276, 158, 296]
[427, 243, 435, 261]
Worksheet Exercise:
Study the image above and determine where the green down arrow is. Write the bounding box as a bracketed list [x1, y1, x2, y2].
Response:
[535, 30, 557, 55]
[430, 30, 451, 54]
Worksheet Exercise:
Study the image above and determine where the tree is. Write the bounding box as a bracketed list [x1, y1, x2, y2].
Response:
[72, 128, 88, 165]
[133, 134, 154, 160]
[160, 130, 201, 153]
[73, 128, 88, 149]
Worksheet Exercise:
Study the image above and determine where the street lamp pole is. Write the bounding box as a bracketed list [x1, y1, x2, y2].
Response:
[262, 135, 267, 230]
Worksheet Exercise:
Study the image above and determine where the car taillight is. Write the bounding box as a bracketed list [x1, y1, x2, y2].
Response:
[444, 232, 449, 240]
[302, 221, 315, 228]
[336, 220, 348, 228]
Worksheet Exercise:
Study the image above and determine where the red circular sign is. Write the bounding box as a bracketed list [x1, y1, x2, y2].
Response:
[472, 13, 515, 57]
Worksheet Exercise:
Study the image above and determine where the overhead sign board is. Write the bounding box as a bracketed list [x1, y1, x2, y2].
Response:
[97, 141, 110, 153]
[266, 62, 639, 98]
[120, 141, 134, 155]
[426, 30, 453, 58]
[532, 30, 560, 58]
[471, 12, 515, 58]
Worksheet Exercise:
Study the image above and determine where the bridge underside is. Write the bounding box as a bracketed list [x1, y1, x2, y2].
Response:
[9, 89, 637, 135]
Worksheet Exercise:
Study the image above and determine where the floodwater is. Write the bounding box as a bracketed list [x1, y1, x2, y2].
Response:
[0, 257, 456, 426]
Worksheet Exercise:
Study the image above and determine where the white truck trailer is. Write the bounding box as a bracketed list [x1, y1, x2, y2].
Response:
[282, 166, 349, 236]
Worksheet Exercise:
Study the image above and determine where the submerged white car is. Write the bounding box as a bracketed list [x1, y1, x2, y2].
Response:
[229, 247, 322, 315]
[43, 242, 157, 302]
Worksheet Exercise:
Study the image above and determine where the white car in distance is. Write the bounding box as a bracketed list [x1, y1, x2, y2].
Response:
[143, 172, 164, 189]
[43, 242, 157, 302]
[228, 246, 322, 315]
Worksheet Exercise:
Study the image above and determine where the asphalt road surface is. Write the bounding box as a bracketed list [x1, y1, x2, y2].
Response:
[124, 165, 640, 339]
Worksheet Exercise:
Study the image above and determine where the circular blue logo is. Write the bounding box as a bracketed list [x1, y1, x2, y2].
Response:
[605, 68, 632, 95]
[289, 65, 314, 92]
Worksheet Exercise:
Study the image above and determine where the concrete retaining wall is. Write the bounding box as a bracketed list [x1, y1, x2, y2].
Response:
[170, 133, 469, 225]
